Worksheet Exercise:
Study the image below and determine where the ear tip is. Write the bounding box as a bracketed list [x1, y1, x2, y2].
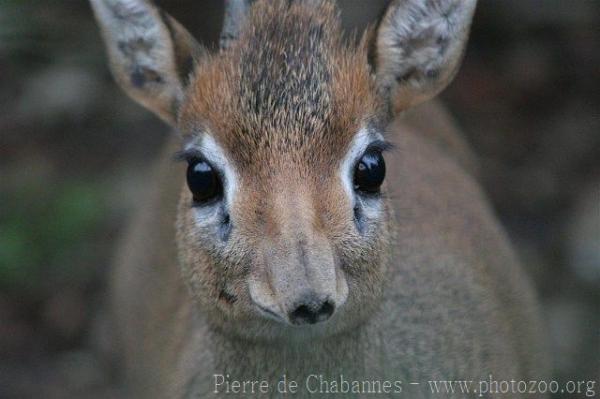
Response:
[459, 0, 479, 20]
[88, 0, 104, 14]
[464, 0, 479, 15]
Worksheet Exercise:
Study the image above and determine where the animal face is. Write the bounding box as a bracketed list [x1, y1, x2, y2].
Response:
[91, 0, 476, 339]
[176, 3, 391, 337]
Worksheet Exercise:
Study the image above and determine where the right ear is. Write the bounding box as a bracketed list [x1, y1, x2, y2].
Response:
[90, 0, 206, 125]
[372, 0, 477, 114]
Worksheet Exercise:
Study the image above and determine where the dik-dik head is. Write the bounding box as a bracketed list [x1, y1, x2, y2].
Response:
[92, 0, 476, 339]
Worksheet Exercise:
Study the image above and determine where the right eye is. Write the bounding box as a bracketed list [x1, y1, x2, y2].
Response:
[186, 158, 223, 204]
[353, 150, 386, 194]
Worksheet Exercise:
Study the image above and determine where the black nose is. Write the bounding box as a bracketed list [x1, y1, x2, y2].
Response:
[289, 296, 335, 325]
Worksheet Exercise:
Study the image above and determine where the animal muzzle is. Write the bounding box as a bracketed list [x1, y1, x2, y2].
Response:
[248, 233, 348, 326]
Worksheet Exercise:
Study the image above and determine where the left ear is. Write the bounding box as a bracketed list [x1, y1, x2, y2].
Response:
[90, 0, 206, 125]
[372, 0, 477, 114]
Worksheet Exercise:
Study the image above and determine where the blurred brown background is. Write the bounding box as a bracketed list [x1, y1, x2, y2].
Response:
[0, 1, 598, 398]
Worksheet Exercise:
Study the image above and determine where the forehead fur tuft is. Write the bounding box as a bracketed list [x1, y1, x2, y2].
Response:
[181, 0, 381, 173]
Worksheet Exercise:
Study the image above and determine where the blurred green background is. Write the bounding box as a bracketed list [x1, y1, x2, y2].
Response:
[0, 1, 598, 398]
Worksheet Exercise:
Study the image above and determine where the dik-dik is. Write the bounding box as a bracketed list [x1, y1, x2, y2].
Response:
[91, 0, 547, 397]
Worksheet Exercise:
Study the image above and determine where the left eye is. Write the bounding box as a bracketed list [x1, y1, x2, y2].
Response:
[353, 150, 386, 194]
[186, 158, 223, 204]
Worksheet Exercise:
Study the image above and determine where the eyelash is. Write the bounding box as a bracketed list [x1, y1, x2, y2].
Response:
[172, 149, 204, 163]
[364, 140, 394, 154]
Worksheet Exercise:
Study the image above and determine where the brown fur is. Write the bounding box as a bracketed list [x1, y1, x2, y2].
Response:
[181, 1, 381, 169]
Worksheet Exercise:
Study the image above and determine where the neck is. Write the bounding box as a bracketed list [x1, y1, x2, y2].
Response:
[206, 323, 377, 390]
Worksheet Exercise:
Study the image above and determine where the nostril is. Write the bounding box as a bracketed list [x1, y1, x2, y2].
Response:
[289, 298, 335, 325]
[290, 304, 314, 324]
[318, 300, 335, 320]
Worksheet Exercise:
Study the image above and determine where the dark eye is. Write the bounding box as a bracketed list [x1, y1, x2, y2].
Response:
[186, 158, 222, 204]
[353, 150, 386, 194]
